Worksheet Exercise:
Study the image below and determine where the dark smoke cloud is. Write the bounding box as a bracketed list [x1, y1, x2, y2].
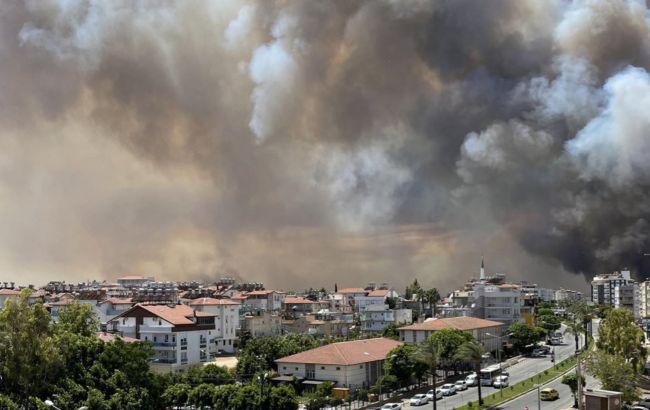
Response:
[1, 0, 649, 289]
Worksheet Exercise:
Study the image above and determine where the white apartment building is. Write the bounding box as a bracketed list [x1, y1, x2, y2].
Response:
[472, 283, 522, 324]
[275, 338, 402, 389]
[108, 303, 217, 372]
[241, 310, 283, 337]
[640, 281, 650, 318]
[188, 298, 240, 353]
[334, 288, 368, 313]
[116, 275, 154, 288]
[520, 285, 555, 302]
[240, 290, 286, 311]
[555, 288, 583, 302]
[359, 306, 412, 332]
[355, 289, 399, 313]
[591, 271, 633, 306]
[93, 298, 134, 325]
[614, 283, 641, 320]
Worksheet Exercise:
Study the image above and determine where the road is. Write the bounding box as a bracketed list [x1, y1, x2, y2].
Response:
[396, 327, 584, 410]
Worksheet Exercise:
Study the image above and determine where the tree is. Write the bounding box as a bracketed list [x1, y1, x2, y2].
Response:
[381, 322, 401, 340]
[384, 344, 427, 388]
[268, 385, 299, 410]
[455, 340, 485, 406]
[588, 351, 640, 404]
[507, 322, 540, 352]
[162, 383, 191, 407]
[385, 296, 397, 310]
[56, 302, 99, 337]
[428, 329, 472, 376]
[414, 339, 442, 410]
[561, 373, 585, 406]
[425, 288, 441, 317]
[405, 279, 421, 301]
[597, 308, 647, 372]
[188, 383, 218, 408]
[563, 319, 584, 352]
[537, 314, 561, 333]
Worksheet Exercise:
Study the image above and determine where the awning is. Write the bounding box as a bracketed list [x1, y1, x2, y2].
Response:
[271, 375, 302, 382]
[302, 380, 334, 385]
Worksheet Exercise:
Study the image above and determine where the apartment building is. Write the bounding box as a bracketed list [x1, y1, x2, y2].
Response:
[0, 288, 20, 309]
[472, 283, 521, 324]
[555, 288, 583, 302]
[188, 298, 240, 353]
[239, 290, 286, 311]
[108, 303, 216, 372]
[397, 317, 506, 352]
[355, 288, 399, 312]
[359, 305, 412, 332]
[241, 310, 283, 337]
[94, 298, 135, 325]
[614, 283, 640, 320]
[591, 271, 633, 306]
[640, 281, 650, 318]
[116, 275, 154, 288]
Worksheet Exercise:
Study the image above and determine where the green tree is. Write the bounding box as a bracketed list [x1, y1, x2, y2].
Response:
[384, 344, 427, 387]
[405, 279, 422, 301]
[428, 328, 472, 376]
[56, 302, 99, 337]
[588, 351, 640, 403]
[425, 288, 441, 317]
[414, 339, 442, 410]
[381, 322, 401, 340]
[455, 340, 485, 406]
[162, 383, 191, 408]
[563, 319, 584, 352]
[597, 308, 647, 372]
[561, 373, 585, 405]
[0, 395, 19, 410]
[508, 322, 541, 352]
[537, 314, 561, 333]
[268, 384, 298, 410]
[188, 383, 218, 408]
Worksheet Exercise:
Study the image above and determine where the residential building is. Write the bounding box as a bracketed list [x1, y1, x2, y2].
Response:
[472, 282, 521, 324]
[108, 303, 216, 372]
[0, 288, 20, 309]
[397, 316, 506, 352]
[188, 297, 240, 353]
[275, 338, 402, 389]
[520, 283, 555, 302]
[359, 305, 412, 332]
[555, 288, 583, 302]
[94, 298, 135, 325]
[640, 281, 650, 318]
[282, 297, 322, 317]
[355, 288, 399, 313]
[333, 288, 368, 313]
[240, 290, 286, 311]
[614, 283, 640, 320]
[282, 311, 352, 337]
[591, 271, 633, 306]
[116, 275, 154, 288]
[241, 310, 282, 338]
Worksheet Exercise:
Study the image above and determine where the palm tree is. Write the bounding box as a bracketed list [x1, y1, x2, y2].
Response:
[426, 288, 441, 318]
[455, 340, 485, 406]
[416, 288, 426, 318]
[414, 339, 442, 410]
[564, 319, 584, 352]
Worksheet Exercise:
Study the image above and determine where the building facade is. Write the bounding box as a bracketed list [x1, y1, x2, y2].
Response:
[397, 317, 506, 352]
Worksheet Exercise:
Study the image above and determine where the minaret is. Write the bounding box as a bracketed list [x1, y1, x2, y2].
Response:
[480, 256, 485, 281]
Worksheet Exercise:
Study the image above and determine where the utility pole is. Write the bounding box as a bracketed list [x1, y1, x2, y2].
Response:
[536, 384, 541, 410]
[576, 349, 583, 410]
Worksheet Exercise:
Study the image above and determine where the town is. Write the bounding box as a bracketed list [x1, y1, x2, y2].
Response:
[1, 262, 648, 409]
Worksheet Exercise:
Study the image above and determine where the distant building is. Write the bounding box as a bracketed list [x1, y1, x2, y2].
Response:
[116, 275, 154, 289]
[0, 288, 20, 310]
[614, 283, 640, 320]
[397, 316, 506, 352]
[640, 281, 650, 318]
[240, 290, 286, 311]
[275, 338, 402, 390]
[555, 288, 583, 302]
[591, 271, 633, 306]
[188, 297, 240, 353]
[282, 311, 352, 337]
[359, 305, 412, 332]
[241, 310, 282, 338]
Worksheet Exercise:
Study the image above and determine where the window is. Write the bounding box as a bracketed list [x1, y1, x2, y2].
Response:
[165, 334, 169, 342]
[295, 367, 298, 371]
[336, 367, 340, 371]
[158, 319, 162, 325]
[122, 319, 126, 325]
[283, 366, 286, 370]
[321, 366, 325, 370]
[153, 336, 157, 342]
[360, 365, 363, 369]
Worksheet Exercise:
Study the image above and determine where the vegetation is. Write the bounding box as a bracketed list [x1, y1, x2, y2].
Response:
[414, 338, 443, 410]
[596, 308, 647, 372]
[561, 372, 585, 404]
[454, 340, 485, 406]
[507, 322, 541, 352]
[383, 344, 428, 388]
[588, 350, 640, 403]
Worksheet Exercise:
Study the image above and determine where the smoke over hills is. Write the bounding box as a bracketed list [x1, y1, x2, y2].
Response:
[1, 0, 650, 288]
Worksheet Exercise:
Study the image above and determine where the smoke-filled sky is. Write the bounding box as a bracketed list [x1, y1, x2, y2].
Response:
[2, 0, 650, 291]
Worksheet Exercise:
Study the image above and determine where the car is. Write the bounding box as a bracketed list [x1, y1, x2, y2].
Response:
[426, 389, 443, 401]
[409, 394, 429, 406]
[465, 374, 478, 386]
[628, 406, 649, 410]
[493, 375, 509, 388]
[538, 344, 552, 353]
[531, 349, 546, 357]
[454, 380, 468, 391]
[440, 383, 456, 396]
[636, 398, 650, 408]
[380, 404, 402, 410]
[540, 387, 559, 401]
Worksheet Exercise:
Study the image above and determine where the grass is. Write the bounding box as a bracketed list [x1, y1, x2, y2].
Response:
[453, 340, 593, 410]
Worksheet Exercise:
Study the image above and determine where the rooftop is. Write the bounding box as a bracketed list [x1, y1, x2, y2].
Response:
[276, 337, 401, 366]
[398, 316, 505, 331]
[337, 288, 367, 294]
[189, 297, 241, 306]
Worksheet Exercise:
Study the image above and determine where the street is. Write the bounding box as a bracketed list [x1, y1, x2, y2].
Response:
[395, 328, 584, 410]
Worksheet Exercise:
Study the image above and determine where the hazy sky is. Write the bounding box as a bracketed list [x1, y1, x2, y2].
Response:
[1, 0, 649, 292]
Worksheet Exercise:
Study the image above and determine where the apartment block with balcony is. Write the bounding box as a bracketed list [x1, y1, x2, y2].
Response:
[472, 283, 522, 324]
[107, 303, 216, 372]
[188, 298, 240, 354]
[591, 271, 633, 306]
[359, 305, 412, 332]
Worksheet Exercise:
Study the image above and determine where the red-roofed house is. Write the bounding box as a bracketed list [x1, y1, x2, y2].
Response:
[242, 290, 286, 311]
[108, 303, 216, 372]
[282, 297, 322, 316]
[275, 338, 402, 389]
[398, 316, 506, 351]
[188, 298, 241, 353]
[0, 288, 20, 309]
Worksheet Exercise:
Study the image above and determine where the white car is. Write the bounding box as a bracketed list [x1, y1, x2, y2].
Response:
[440, 383, 456, 396]
[454, 380, 468, 391]
[426, 389, 442, 401]
[465, 373, 478, 386]
[409, 394, 429, 406]
[380, 404, 402, 410]
[493, 375, 509, 388]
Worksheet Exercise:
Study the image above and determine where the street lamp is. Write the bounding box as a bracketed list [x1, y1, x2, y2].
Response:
[258, 371, 269, 410]
[485, 332, 513, 398]
[44, 399, 88, 410]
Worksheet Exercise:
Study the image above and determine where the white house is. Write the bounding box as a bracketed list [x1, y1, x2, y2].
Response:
[241, 310, 283, 338]
[94, 298, 135, 325]
[188, 298, 240, 353]
[397, 316, 506, 352]
[108, 303, 216, 372]
[360, 305, 412, 332]
[240, 290, 286, 311]
[355, 289, 399, 313]
[275, 338, 402, 389]
[116, 275, 154, 288]
[0, 288, 20, 310]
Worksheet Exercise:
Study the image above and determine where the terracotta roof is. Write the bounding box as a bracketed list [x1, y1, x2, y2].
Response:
[337, 288, 367, 294]
[367, 289, 390, 297]
[134, 304, 201, 325]
[498, 284, 520, 289]
[29, 290, 47, 298]
[245, 290, 283, 296]
[99, 298, 134, 305]
[0, 289, 20, 296]
[96, 332, 138, 343]
[398, 316, 505, 331]
[117, 275, 148, 281]
[276, 338, 402, 366]
[47, 299, 74, 306]
[189, 297, 241, 306]
[284, 297, 319, 305]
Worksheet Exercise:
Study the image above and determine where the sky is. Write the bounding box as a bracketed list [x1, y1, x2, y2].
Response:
[1, 0, 650, 292]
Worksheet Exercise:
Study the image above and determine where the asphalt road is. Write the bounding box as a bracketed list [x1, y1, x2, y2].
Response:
[396, 327, 584, 410]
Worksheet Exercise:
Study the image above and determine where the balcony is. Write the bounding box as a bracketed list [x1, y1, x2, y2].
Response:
[153, 341, 176, 347]
[151, 358, 176, 364]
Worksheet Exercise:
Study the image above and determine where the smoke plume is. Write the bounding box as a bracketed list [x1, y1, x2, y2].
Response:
[1, 0, 650, 289]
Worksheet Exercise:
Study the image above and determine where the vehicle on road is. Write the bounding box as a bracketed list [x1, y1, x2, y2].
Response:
[480, 365, 502, 386]
[380, 403, 402, 410]
[531, 349, 546, 357]
[426, 389, 442, 401]
[440, 383, 456, 396]
[540, 388, 559, 401]
[409, 394, 429, 406]
[636, 398, 650, 408]
[454, 380, 468, 391]
[493, 375, 509, 388]
[465, 373, 478, 386]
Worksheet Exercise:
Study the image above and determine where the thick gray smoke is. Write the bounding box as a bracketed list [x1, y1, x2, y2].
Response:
[1, 0, 650, 289]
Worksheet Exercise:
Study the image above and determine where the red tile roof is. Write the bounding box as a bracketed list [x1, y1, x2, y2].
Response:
[337, 288, 367, 294]
[100, 298, 134, 305]
[398, 316, 505, 331]
[245, 290, 284, 296]
[0, 289, 20, 296]
[96, 332, 138, 343]
[367, 289, 389, 297]
[189, 297, 241, 306]
[276, 338, 402, 366]
[283, 297, 319, 305]
[134, 304, 208, 325]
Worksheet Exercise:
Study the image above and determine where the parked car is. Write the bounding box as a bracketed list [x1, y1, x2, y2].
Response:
[531, 349, 546, 357]
[493, 375, 509, 388]
[465, 374, 478, 386]
[409, 394, 429, 406]
[540, 388, 560, 401]
[637, 398, 650, 408]
[454, 380, 468, 391]
[440, 383, 457, 396]
[380, 403, 402, 410]
[426, 389, 443, 401]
